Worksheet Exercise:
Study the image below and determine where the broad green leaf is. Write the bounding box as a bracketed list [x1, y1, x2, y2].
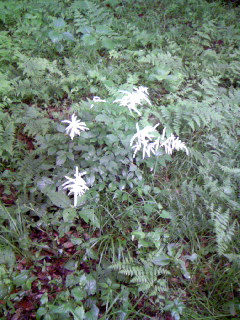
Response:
[82, 34, 97, 46]
[71, 286, 86, 302]
[63, 208, 77, 222]
[132, 231, 145, 239]
[13, 270, 30, 286]
[0, 283, 11, 299]
[101, 37, 115, 50]
[0, 247, 15, 267]
[53, 18, 66, 28]
[62, 32, 75, 41]
[40, 292, 48, 305]
[50, 303, 71, 314]
[85, 275, 97, 295]
[37, 177, 53, 192]
[96, 25, 112, 34]
[84, 305, 99, 320]
[159, 210, 172, 219]
[47, 191, 71, 208]
[152, 253, 170, 266]
[64, 259, 78, 271]
[36, 307, 47, 320]
[48, 30, 63, 43]
[78, 209, 100, 228]
[72, 306, 85, 320]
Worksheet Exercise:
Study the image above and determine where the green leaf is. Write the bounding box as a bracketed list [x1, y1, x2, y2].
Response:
[56, 153, 67, 166]
[0, 283, 11, 299]
[13, 270, 30, 286]
[48, 30, 63, 43]
[71, 286, 86, 302]
[152, 253, 170, 266]
[72, 306, 85, 320]
[47, 191, 72, 208]
[36, 307, 47, 320]
[78, 209, 100, 228]
[101, 37, 115, 50]
[96, 25, 112, 34]
[85, 275, 97, 295]
[50, 303, 71, 314]
[143, 203, 155, 215]
[0, 247, 15, 267]
[84, 305, 99, 320]
[53, 18, 66, 29]
[132, 231, 145, 240]
[159, 210, 172, 219]
[62, 32, 75, 41]
[64, 259, 78, 271]
[82, 34, 97, 46]
[63, 208, 77, 222]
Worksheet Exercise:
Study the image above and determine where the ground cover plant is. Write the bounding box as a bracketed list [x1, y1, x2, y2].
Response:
[0, 0, 240, 319]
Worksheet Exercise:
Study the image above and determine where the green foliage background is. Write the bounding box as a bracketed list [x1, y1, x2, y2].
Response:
[0, 0, 239, 319]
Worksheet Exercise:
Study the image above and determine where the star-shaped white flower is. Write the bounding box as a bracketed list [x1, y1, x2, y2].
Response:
[62, 167, 89, 207]
[62, 114, 89, 140]
[113, 86, 151, 116]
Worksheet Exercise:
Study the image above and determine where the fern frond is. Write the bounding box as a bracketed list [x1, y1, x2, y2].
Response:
[111, 255, 170, 296]
[218, 164, 240, 177]
[210, 206, 237, 256]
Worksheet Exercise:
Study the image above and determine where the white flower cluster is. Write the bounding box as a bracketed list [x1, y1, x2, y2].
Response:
[113, 86, 151, 116]
[130, 124, 189, 159]
[61, 114, 90, 207]
[130, 123, 160, 159]
[60, 86, 189, 206]
[62, 114, 89, 140]
[62, 166, 89, 207]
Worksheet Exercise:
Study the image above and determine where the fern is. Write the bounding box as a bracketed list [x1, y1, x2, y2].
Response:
[210, 206, 237, 256]
[218, 164, 240, 178]
[74, 1, 112, 34]
[111, 252, 170, 297]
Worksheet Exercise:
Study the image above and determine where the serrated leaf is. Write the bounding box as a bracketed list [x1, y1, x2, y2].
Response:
[36, 307, 47, 319]
[63, 208, 77, 222]
[62, 32, 75, 41]
[152, 253, 170, 266]
[71, 286, 86, 302]
[0, 247, 16, 267]
[159, 210, 172, 219]
[64, 259, 78, 271]
[53, 18, 66, 29]
[84, 305, 99, 320]
[72, 306, 85, 320]
[101, 37, 115, 50]
[37, 177, 54, 192]
[85, 275, 97, 295]
[13, 270, 30, 286]
[78, 209, 100, 228]
[47, 191, 71, 208]
[48, 30, 63, 43]
[82, 34, 97, 46]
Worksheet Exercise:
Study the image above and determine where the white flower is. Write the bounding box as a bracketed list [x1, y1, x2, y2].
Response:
[130, 125, 189, 159]
[113, 86, 151, 116]
[130, 123, 160, 159]
[160, 129, 189, 155]
[62, 114, 89, 140]
[93, 96, 106, 103]
[90, 96, 106, 108]
[62, 166, 89, 207]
